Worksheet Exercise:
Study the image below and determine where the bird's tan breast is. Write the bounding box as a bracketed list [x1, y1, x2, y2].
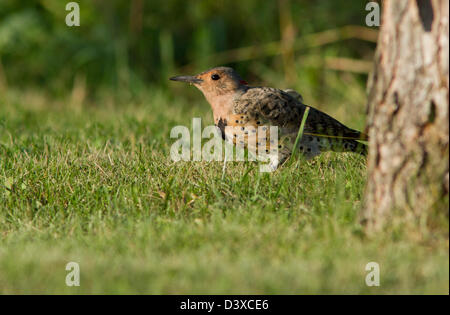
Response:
[216, 113, 289, 155]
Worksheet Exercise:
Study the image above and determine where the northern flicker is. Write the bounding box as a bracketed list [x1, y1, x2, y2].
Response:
[170, 66, 367, 167]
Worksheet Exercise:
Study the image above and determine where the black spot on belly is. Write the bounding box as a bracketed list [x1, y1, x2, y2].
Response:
[216, 118, 227, 140]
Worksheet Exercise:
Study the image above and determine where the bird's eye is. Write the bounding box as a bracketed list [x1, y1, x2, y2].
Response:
[211, 74, 220, 80]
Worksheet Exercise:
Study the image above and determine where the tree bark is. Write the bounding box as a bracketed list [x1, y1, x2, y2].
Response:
[362, 0, 449, 230]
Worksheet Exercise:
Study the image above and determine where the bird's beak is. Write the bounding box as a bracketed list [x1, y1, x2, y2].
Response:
[169, 75, 203, 84]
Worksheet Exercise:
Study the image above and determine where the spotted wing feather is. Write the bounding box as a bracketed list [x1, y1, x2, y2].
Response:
[234, 87, 368, 140]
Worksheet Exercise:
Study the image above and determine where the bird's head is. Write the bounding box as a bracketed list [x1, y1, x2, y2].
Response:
[170, 66, 248, 100]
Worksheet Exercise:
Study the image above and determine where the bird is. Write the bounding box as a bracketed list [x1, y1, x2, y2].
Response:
[170, 66, 367, 168]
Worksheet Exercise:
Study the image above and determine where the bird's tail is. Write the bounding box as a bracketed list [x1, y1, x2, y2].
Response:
[353, 141, 368, 156]
[328, 138, 368, 156]
[343, 139, 367, 156]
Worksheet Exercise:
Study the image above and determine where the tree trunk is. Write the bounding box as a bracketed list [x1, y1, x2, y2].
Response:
[362, 0, 449, 230]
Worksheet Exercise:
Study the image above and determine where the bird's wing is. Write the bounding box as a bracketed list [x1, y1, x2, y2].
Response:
[233, 87, 368, 141]
[283, 89, 303, 103]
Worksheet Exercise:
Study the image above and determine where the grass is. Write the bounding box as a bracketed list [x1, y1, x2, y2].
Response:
[0, 80, 448, 294]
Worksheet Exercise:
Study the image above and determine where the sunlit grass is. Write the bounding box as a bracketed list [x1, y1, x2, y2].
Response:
[0, 81, 448, 294]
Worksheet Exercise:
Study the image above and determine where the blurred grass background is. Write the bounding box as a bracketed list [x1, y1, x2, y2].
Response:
[0, 0, 375, 104]
[0, 0, 448, 294]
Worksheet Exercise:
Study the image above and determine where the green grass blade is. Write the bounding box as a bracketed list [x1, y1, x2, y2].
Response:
[291, 106, 310, 160]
